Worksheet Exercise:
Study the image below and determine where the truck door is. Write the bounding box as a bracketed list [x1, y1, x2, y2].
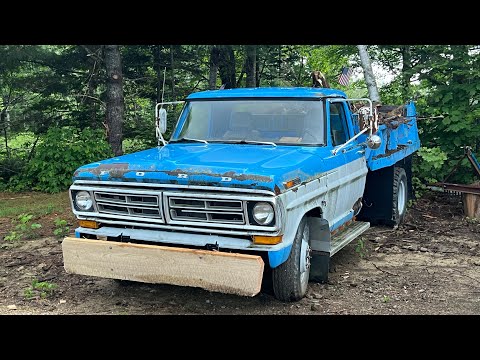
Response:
[326, 99, 368, 229]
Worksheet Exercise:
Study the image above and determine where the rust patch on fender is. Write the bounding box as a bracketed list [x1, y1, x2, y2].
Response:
[274, 184, 282, 195]
[83, 163, 131, 178]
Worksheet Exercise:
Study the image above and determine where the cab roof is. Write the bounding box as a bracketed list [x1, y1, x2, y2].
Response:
[186, 87, 347, 100]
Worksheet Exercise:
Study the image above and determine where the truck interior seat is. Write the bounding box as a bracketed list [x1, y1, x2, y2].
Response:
[302, 109, 323, 144]
[223, 111, 261, 140]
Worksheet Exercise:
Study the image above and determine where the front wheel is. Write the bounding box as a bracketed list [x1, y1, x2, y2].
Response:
[272, 217, 311, 302]
[389, 167, 408, 226]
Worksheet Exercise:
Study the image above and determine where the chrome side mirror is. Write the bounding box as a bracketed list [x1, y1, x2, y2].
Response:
[367, 134, 382, 150]
[157, 108, 167, 134]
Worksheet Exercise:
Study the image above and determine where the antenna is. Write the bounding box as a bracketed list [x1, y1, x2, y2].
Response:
[156, 67, 168, 147]
[161, 67, 166, 104]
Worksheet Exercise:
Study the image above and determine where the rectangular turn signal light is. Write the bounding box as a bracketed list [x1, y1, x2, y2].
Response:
[253, 235, 283, 245]
[79, 220, 101, 229]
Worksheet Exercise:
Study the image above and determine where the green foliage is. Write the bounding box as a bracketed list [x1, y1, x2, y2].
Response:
[9, 127, 113, 193]
[355, 238, 366, 258]
[53, 218, 69, 237]
[4, 213, 42, 241]
[375, 45, 480, 187]
[382, 295, 391, 303]
[24, 279, 57, 300]
[0, 157, 26, 185]
[414, 147, 448, 184]
[2, 44, 479, 195]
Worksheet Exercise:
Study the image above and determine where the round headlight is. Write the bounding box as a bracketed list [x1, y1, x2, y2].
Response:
[253, 202, 274, 225]
[75, 191, 93, 211]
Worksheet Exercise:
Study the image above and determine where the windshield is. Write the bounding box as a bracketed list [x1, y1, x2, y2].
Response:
[171, 99, 325, 145]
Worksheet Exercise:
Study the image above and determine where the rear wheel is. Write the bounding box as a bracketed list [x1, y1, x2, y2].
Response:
[389, 167, 408, 226]
[272, 217, 311, 302]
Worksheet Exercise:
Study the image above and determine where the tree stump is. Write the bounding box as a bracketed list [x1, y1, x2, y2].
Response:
[463, 182, 480, 219]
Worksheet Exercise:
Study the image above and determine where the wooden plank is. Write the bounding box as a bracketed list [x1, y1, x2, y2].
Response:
[62, 237, 264, 297]
[463, 193, 480, 219]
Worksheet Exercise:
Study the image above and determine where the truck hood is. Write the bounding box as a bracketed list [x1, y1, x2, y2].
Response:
[73, 143, 331, 194]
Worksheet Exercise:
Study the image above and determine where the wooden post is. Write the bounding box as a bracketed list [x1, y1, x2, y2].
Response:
[463, 193, 480, 218]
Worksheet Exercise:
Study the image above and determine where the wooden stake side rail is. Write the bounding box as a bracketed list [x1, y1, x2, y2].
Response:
[62, 237, 264, 297]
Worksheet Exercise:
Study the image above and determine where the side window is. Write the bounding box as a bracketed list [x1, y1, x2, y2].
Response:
[329, 102, 349, 146]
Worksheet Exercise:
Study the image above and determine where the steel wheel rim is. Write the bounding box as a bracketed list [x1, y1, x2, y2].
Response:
[299, 224, 311, 290]
[398, 179, 406, 215]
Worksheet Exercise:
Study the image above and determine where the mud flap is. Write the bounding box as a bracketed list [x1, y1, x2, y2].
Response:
[307, 217, 331, 283]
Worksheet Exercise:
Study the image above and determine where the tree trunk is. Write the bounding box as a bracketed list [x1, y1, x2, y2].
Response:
[208, 45, 220, 90]
[400, 46, 412, 102]
[156, 45, 163, 102]
[255, 50, 261, 87]
[217, 45, 236, 89]
[170, 45, 175, 99]
[357, 45, 381, 103]
[104, 45, 124, 156]
[245, 45, 256, 88]
[278, 45, 282, 80]
[1, 110, 9, 158]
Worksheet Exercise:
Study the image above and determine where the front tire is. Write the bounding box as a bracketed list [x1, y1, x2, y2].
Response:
[272, 217, 311, 302]
[389, 167, 408, 226]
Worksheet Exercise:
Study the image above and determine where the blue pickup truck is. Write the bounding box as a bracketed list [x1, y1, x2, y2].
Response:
[62, 87, 420, 302]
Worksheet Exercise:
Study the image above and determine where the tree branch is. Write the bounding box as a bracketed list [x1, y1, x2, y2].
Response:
[73, 94, 106, 107]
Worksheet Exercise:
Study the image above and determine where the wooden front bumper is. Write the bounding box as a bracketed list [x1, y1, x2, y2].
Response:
[62, 237, 264, 297]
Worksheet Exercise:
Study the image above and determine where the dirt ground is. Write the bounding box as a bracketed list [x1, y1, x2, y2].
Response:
[1, 191, 479, 315]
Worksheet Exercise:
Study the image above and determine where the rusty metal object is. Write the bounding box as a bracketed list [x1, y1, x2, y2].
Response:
[433, 182, 480, 196]
[466, 147, 480, 178]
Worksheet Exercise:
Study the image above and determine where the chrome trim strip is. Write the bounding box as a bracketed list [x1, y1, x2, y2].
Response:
[72, 180, 275, 195]
[75, 226, 283, 251]
[76, 217, 281, 237]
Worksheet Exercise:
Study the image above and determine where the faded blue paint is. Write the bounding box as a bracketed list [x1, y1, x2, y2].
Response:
[268, 244, 293, 268]
[329, 210, 354, 232]
[73, 144, 348, 195]
[363, 101, 420, 171]
[187, 87, 347, 100]
[73, 96, 419, 195]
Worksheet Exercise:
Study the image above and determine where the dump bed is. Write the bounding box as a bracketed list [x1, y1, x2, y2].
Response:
[362, 101, 420, 171]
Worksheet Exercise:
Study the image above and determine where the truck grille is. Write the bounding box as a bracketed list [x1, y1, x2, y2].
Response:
[167, 196, 245, 224]
[94, 191, 162, 219]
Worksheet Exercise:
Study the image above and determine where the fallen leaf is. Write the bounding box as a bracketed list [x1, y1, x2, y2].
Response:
[7, 305, 17, 310]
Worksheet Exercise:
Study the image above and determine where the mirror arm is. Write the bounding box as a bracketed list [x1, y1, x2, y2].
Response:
[332, 127, 369, 155]
[154, 101, 185, 147]
[155, 116, 167, 147]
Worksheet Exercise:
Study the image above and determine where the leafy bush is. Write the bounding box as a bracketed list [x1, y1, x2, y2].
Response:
[0, 156, 26, 184]
[53, 218, 70, 237]
[414, 147, 448, 184]
[4, 213, 42, 241]
[10, 127, 113, 193]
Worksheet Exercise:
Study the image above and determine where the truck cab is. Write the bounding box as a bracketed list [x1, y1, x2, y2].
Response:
[63, 87, 420, 302]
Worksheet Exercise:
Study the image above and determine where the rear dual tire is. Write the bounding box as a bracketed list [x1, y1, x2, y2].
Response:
[389, 167, 408, 227]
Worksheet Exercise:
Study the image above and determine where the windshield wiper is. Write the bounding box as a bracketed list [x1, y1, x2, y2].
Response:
[231, 140, 277, 147]
[171, 137, 209, 144]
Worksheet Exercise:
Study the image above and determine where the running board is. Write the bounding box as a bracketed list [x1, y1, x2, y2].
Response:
[330, 221, 370, 256]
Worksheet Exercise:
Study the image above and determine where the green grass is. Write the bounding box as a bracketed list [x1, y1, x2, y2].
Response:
[0, 191, 70, 218]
